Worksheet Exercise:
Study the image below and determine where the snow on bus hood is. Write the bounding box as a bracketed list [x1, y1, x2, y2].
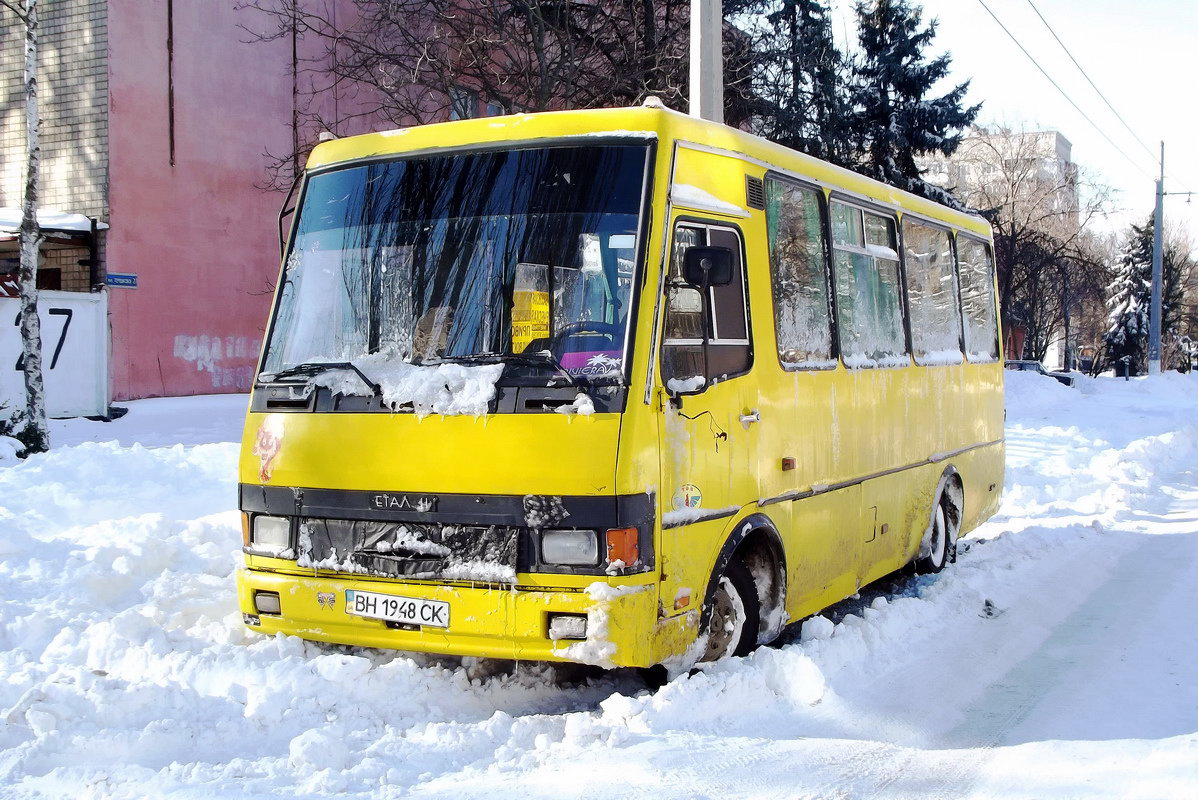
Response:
[312, 357, 504, 417]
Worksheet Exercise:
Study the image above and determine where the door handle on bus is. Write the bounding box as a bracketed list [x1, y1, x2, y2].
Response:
[740, 410, 761, 429]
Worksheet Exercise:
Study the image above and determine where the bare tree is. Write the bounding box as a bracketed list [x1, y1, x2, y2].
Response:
[1, 0, 49, 453]
[239, 0, 758, 189]
[943, 125, 1111, 365]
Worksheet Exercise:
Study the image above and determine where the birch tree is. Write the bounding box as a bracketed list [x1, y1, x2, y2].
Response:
[1, 0, 50, 452]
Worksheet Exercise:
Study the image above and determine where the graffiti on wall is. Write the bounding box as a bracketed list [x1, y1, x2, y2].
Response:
[173, 334, 257, 389]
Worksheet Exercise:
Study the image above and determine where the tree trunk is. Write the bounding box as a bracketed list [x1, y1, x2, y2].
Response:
[16, 0, 50, 453]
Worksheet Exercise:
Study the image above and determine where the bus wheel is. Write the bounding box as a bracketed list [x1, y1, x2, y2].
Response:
[700, 559, 760, 662]
[915, 498, 951, 574]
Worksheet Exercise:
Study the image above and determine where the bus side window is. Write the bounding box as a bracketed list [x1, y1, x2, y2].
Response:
[662, 223, 751, 391]
[830, 201, 907, 368]
[958, 236, 1000, 362]
[765, 178, 835, 369]
[901, 218, 962, 365]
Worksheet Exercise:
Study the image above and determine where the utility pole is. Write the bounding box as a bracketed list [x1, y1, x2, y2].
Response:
[1148, 141, 1164, 376]
[689, 0, 723, 123]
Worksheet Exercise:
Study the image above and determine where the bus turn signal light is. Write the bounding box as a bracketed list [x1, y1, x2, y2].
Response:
[241, 513, 251, 547]
[605, 527, 639, 567]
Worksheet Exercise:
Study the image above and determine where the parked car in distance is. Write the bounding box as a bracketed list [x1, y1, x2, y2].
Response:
[1005, 360, 1077, 387]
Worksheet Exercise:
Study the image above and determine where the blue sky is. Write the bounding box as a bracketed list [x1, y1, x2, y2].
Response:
[830, 0, 1198, 241]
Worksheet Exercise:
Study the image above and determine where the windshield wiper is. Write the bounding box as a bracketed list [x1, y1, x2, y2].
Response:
[258, 361, 382, 396]
[425, 351, 581, 387]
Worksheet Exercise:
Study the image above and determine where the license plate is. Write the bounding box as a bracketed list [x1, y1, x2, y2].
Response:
[344, 589, 450, 628]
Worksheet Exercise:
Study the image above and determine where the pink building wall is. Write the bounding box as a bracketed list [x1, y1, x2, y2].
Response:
[105, 0, 296, 400]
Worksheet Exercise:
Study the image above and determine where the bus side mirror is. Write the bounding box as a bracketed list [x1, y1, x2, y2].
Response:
[683, 247, 734, 288]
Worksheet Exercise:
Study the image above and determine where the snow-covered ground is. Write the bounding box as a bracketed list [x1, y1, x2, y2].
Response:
[2, 375, 1197, 799]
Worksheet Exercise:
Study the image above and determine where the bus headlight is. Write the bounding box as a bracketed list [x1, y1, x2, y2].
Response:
[541, 529, 599, 566]
[250, 515, 291, 556]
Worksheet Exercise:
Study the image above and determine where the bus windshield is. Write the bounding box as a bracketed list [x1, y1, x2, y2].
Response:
[261, 144, 649, 384]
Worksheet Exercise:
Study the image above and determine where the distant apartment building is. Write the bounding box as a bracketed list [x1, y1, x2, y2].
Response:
[919, 129, 1079, 220]
[0, 0, 397, 413]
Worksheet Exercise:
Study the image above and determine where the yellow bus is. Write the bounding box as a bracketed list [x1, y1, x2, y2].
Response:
[236, 104, 1004, 669]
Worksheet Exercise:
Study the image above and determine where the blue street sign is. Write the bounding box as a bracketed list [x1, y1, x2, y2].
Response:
[106, 273, 137, 288]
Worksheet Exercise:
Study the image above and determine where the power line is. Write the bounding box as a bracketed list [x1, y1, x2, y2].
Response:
[1023, 0, 1157, 163]
[974, 0, 1154, 181]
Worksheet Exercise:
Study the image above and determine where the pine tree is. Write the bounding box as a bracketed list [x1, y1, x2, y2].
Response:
[850, 0, 979, 205]
[1103, 214, 1186, 375]
[1104, 220, 1152, 375]
[752, 0, 855, 166]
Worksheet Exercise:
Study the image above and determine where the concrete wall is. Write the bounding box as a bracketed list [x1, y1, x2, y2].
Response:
[105, 0, 296, 399]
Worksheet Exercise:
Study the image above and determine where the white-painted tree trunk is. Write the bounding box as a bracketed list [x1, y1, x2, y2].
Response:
[10, 0, 50, 452]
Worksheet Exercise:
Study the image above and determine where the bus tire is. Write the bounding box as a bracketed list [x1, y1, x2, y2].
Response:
[915, 496, 951, 574]
[700, 558, 760, 662]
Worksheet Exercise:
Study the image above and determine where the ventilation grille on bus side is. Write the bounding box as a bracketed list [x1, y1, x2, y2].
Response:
[745, 175, 766, 210]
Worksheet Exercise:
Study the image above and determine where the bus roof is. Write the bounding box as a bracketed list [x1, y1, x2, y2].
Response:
[306, 106, 991, 238]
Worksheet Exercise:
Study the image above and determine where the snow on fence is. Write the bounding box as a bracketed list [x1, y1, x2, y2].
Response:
[0, 290, 108, 418]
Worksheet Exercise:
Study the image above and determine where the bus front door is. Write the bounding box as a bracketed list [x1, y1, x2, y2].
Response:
[658, 221, 758, 610]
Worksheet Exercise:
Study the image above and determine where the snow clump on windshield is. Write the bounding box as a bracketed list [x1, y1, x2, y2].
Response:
[314, 358, 504, 417]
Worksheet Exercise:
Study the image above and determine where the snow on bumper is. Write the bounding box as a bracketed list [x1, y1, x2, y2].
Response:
[235, 567, 674, 667]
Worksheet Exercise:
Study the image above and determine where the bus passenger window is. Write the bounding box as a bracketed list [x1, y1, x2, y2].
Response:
[901, 219, 962, 365]
[830, 201, 907, 368]
[958, 236, 999, 362]
[765, 178, 834, 369]
[662, 223, 751, 391]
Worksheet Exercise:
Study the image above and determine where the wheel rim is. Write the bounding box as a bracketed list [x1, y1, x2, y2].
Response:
[931, 504, 947, 567]
[701, 577, 741, 662]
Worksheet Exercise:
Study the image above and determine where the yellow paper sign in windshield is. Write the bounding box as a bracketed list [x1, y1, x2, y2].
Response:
[511, 289, 550, 352]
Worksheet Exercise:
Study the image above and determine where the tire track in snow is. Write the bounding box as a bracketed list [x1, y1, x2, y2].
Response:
[860, 469, 1198, 800]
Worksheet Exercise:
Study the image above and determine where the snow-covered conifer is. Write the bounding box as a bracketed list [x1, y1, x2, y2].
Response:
[1105, 214, 1188, 374]
[850, 0, 979, 206]
[752, 0, 856, 167]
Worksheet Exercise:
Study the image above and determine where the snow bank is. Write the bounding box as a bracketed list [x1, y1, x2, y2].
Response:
[1, 372, 1197, 797]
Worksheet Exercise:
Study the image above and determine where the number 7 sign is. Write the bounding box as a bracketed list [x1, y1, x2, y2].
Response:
[14, 307, 72, 370]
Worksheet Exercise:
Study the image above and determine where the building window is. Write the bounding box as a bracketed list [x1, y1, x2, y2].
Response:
[448, 87, 478, 120]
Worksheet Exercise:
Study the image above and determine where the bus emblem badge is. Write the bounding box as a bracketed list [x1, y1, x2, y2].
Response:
[674, 484, 702, 510]
[317, 592, 336, 610]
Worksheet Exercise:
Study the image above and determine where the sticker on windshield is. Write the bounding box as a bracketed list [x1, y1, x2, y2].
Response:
[512, 263, 550, 352]
[561, 351, 622, 377]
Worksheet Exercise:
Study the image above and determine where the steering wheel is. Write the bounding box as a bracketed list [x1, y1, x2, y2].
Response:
[552, 320, 622, 348]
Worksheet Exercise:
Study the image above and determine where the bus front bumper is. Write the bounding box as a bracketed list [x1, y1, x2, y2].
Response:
[235, 567, 687, 668]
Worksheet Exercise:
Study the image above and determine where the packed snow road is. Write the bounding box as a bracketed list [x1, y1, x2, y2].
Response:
[1, 373, 1196, 799]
